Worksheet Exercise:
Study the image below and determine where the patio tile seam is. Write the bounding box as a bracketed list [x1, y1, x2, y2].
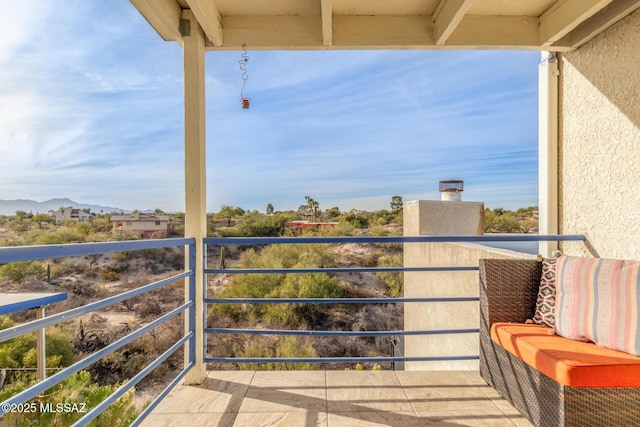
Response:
[394, 371, 424, 419]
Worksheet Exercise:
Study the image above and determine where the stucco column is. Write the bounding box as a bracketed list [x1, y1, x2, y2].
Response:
[538, 52, 559, 257]
[182, 10, 207, 385]
[403, 200, 484, 370]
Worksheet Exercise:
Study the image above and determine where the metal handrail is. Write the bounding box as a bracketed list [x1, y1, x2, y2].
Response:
[0, 237, 194, 263]
[205, 234, 585, 245]
[0, 271, 192, 343]
[0, 238, 196, 427]
[204, 234, 585, 365]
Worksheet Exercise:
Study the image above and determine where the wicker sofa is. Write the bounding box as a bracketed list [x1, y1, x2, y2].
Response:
[479, 258, 640, 427]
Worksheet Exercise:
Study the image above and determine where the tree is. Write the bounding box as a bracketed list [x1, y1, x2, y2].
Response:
[216, 205, 245, 227]
[15, 210, 31, 220]
[266, 203, 274, 215]
[32, 213, 51, 229]
[340, 213, 369, 229]
[304, 196, 319, 222]
[390, 195, 403, 213]
[326, 206, 341, 219]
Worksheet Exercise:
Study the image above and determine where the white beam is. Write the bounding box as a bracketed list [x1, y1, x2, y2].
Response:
[557, 0, 640, 48]
[184, 0, 223, 47]
[181, 9, 207, 385]
[539, 0, 614, 46]
[433, 0, 475, 46]
[321, 0, 333, 46]
[538, 52, 559, 257]
[130, 0, 183, 45]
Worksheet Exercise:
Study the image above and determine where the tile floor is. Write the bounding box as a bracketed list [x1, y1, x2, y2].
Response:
[140, 370, 533, 427]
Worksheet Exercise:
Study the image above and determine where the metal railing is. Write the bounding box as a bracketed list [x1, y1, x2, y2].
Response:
[0, 233, 586, 424]
[0, 238, 196, 426]
[203, 234, 585, 365]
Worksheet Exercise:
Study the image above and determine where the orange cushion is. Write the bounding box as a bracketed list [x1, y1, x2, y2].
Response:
[491, 323, 640, 387]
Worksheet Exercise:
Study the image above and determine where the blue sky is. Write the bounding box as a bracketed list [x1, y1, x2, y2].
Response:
[0, 1, 540, 214]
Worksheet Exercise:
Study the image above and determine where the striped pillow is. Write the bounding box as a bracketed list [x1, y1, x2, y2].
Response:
[555, 256, 640, 356]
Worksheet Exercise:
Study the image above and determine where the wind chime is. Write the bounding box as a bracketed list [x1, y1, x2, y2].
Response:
[239, 44, 250, 109]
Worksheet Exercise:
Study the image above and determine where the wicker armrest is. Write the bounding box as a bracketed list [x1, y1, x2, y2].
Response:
[479, 259, 541, 333]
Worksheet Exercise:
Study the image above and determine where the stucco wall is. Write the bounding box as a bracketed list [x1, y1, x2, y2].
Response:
[558, 10, 640, 259]
[404, 242, 534, 370]
[403, 199, 535, 370]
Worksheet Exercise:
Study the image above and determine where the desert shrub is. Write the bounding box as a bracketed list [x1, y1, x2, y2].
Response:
[113, 230, 141, 241]
[51, 258, 78, 276]
[90, 217, 112, 233]
[238, 336, 318, 370]
[0, 261, 46, 283]
[86, 319, 183, 387]
[6, 218, 31, 232]
[19, 228, 47, 245]
[339, 213, 369, 229]
[235, 213, 287, 237]
[75, 221, 92, 236]
[212, 273, 284, 321]
[58, 279, 96, 298]
[101, 270, 121, 282]
[376, 254, 403, 297]
[0, 371, 138, 427]
[37, 227, 84, 244]
[494, 213, 522, 233]
[113, 251, 128, 262]
[368, 225, 389, 236]
[217, 227, 244, 237]
[310, 222, 359, 237]
[0, 316, 73, 380]
[135, 297, 162, 319]
[210, 244, 342, 326]
[281, 273, 344, 299]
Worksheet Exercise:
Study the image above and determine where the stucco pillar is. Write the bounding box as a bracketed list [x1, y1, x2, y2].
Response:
[538, 52, 559, 257]
[182, 10, 207, 385]
[403, 200, 483, 370]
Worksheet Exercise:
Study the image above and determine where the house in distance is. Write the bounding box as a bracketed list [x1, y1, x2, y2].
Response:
[50, 207, 92, 223]
[111, 213, 170, 239]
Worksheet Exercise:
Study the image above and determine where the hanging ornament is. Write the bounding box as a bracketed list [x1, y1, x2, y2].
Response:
[239, 44, 250, 109]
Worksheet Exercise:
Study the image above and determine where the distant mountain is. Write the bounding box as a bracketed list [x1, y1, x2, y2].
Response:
[0, 198, 128, 216]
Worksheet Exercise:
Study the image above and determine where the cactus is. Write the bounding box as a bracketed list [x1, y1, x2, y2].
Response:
[220, 247, 227, 269]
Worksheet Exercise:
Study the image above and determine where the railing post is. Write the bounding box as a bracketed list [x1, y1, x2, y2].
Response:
[36, 306, 46, 381]
[185, 242, 197, 371]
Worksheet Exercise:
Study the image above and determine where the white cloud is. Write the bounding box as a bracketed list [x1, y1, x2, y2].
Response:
[0, 3, 540, 213]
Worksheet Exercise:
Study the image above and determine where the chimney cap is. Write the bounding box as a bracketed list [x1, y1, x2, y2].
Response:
[439, 180, 464, 192]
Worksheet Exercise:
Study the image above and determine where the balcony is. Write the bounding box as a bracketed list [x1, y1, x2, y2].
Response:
[0, 234, 584, 426]
[140, 370, 529, 426]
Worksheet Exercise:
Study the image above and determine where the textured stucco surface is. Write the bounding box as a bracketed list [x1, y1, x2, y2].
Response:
[558, 9, 640, 259]
[403, 241, 533, 371]
[402, 200, 533, 370]
[403, 200, 484, 236]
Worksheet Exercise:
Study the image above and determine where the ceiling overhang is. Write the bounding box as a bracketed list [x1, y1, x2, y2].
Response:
[131, 0, 640, 51]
